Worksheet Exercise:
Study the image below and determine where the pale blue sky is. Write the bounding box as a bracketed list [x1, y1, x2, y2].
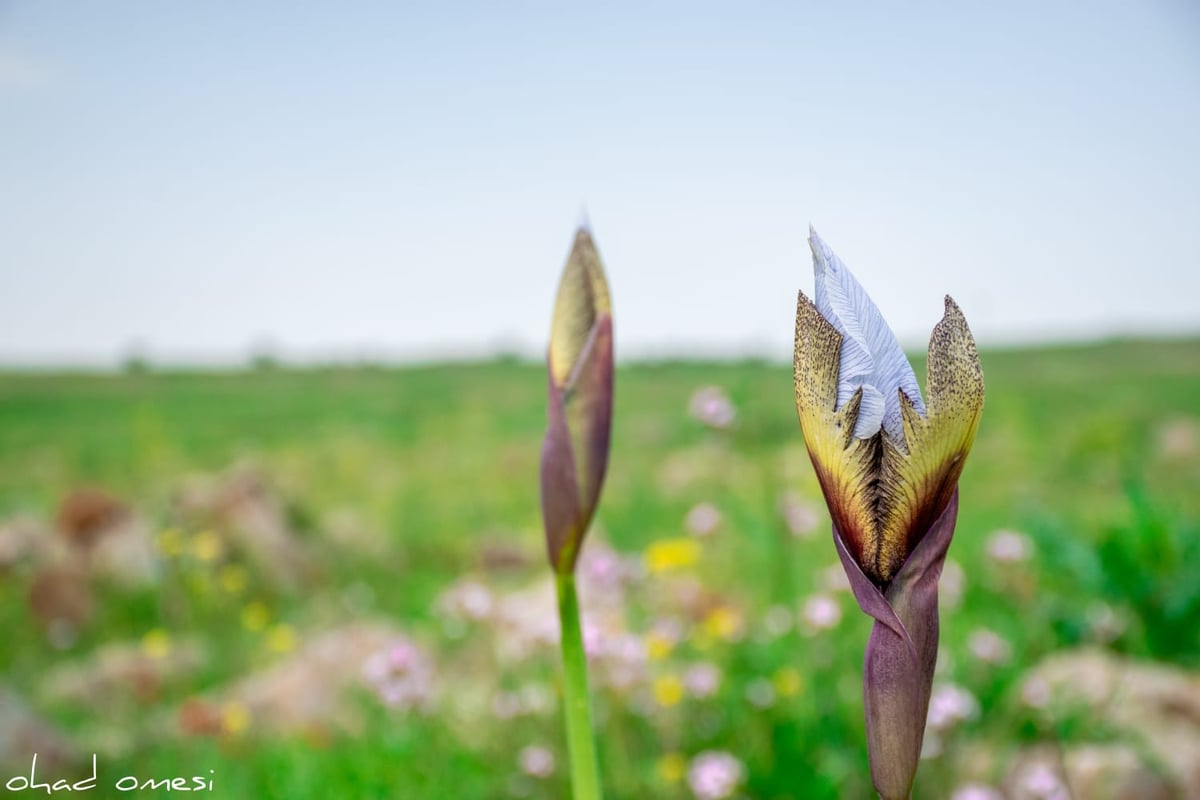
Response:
[2, 1, 1198, 365]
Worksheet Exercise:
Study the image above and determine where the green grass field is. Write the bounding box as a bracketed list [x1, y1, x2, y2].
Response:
[1, 338, 1198, 798]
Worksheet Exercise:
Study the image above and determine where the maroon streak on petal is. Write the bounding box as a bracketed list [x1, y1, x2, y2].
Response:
[566, 315, 614, 528]
[540, 315, 614, 574]
[540, 372, 583, 573]
[835, 490, 959, 800]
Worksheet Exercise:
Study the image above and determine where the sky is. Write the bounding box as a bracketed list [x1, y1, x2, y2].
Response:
[2, 1, 1198, 365]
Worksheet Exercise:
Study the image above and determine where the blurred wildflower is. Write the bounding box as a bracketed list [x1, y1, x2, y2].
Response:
[967, 628, 1012, 666]
[645, 538, 702, 574]
[156, 528, 185, 557]
[578, 540, 628, 595]
[701, 606, 744, 642]
[220, 701, 251, 736]
[762, 604, 794, 638]
[683, 662, 722, 699]
[363, 636, 434, 713]
[189, 529, 223, 563]
[685, 502, 722, 537]
[820, 562, 852, 592]
[653, 675, 685, 708]
[686, 503, 720, 542]
[745, 678, 776, 709]
[1021, 676, 1052, 710]
[1156, 416, 1199, 458]
[590, 632, 648, 692]
[950, 783, 1005, 800]
[687, 751, 745, 800]
[646, 631, 676, 661]
[793, 228, 984, 799]
[218, 564, 248, 594]
[656, 753, 687, 784]
[773, 666, 804, 698]
[491, 691, 522, 720]
[645, 617, 684, 661]
[1014, 762, 1070, 800]
[777, 490, 820, 538]
[141, 628, 172, 660]
[435, 577, 495, 623]
[800, 593, 842, 632]
[926, 683, 980, 732]
[986, 529, 1032, 564]
[518, 745, 555, 779]
[241, 601, 270, 632]
[266, 624, 296, 654]
[688, 386, 737, 430]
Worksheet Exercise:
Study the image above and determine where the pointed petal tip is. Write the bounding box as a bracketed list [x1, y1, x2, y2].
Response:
[808, 229, 832, 273]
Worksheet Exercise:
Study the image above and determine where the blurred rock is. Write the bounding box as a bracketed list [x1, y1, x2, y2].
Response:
[39, 638, 206, 708]
[1018, 648, 1200, 797]
[0, 686, 77, 775]
[56, 487, 128, 549]
[478, 537, 535, 573]
[1000, 744, 1175, 800]
[174, 463, 310, 588]
[0, 515, 63, 570]
[185, 621, 421, 738]
[87, 515, 158, 587]
[27, 566, 92, 638]
[1155, 416, 1198, 459]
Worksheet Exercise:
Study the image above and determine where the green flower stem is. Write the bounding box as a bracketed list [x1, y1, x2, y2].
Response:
[556, 571, 603, 800]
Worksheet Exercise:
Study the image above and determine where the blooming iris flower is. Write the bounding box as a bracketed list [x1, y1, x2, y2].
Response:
[794, 227, 984, 800]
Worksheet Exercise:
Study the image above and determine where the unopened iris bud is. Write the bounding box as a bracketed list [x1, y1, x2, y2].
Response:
[540, 226, 614, 575]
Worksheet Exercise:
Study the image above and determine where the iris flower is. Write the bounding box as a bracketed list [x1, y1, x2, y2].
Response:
[793, 227, 984, 799]
[539, 225, 614, 800]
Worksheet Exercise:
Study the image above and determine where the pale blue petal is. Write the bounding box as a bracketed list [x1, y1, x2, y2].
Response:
[856, 383, 886, 439]
[809, 226, 925, 445]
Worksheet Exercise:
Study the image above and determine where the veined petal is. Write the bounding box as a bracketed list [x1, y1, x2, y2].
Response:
[809, 227, 924, 447]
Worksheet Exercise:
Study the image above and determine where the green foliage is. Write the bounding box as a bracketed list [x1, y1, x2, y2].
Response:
[0, 338, 1196, 797]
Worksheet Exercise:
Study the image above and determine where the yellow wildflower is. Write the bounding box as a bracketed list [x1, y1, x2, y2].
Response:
[141, 628, 171, 660]
[190, 530, 223, 562]
[155, 528, 184, 557]
[221, 701, 251, 735]
[645, 632, 675, 661]
[644, 538, 701, 574]
[656, 753, 687, 784]
[702, 606, 743, 642]
[241, 601, 270, 632]
[219, 564, 248, 594]
[773, 666, 804, 698]
[266, 623, 296, 654]
[652, 675, 684, 707]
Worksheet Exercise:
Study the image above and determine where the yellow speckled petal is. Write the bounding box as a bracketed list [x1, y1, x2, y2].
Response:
[796, 291, 984, 586]
[794, 290, 883, 574]
[549, 229, 612, 390]
[879, 296, 984, 576]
